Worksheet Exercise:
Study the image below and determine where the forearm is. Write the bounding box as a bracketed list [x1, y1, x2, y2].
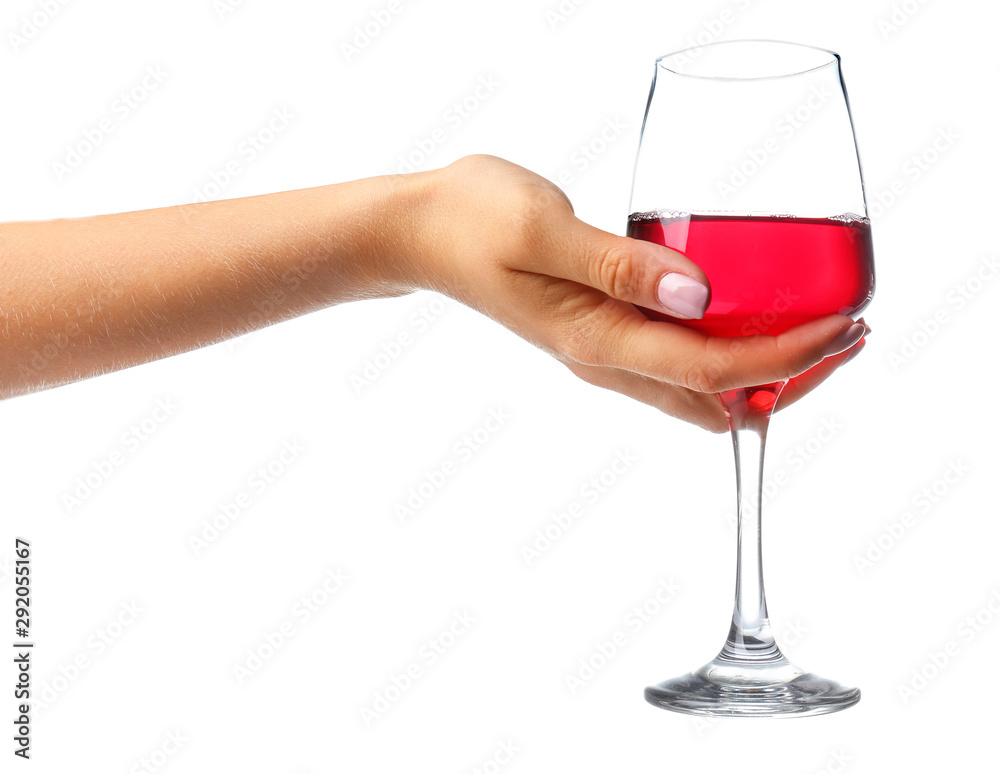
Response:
[0, 171, 433, 398]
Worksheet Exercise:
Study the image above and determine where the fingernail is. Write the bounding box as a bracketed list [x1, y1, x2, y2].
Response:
[656, 273, 709, 320]
[824, 322, 866, 358]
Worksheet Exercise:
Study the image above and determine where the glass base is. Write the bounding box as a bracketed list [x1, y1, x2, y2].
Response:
[645, 655, 860, 717]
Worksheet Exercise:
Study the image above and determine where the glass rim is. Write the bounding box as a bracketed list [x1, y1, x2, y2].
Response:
[656, 39, 840, 81]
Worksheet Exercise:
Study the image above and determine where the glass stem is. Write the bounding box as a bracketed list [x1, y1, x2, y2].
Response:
[718, 383, 786, 665]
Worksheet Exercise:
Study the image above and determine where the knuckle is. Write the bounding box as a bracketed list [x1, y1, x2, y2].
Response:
[564, 295, 635, 367]
[560, 326, 601, 366]
[681, 361, 723, 394]
[689, 336, 755, 393]
[555, 303, 613, 367]
[773, 337, 812, 380]
[592, 243, 637, 300]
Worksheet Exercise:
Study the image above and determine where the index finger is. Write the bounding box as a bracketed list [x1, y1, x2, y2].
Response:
[566, 296, 865, 393]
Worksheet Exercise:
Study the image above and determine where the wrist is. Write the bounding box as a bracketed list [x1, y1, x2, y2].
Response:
[355, 166, 448, 298]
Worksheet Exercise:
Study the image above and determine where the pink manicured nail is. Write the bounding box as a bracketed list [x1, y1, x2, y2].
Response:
[656, 273, 709, 320]
[824, 322, 866, 358]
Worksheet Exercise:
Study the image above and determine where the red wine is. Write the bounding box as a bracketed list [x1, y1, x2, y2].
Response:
[627, 212, 874, 338]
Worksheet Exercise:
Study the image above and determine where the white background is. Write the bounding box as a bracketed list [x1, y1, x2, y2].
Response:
[2, 0, 997, 771]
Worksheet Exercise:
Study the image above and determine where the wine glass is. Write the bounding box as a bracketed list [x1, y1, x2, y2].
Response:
[627, 40, 874, 716]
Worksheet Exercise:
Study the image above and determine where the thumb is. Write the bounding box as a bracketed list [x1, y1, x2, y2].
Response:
[508, 217, 713, 320]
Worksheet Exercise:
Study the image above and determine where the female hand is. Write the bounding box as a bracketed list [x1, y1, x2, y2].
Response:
[399, 155, 868, 432]
[0, 154, 865, 416]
